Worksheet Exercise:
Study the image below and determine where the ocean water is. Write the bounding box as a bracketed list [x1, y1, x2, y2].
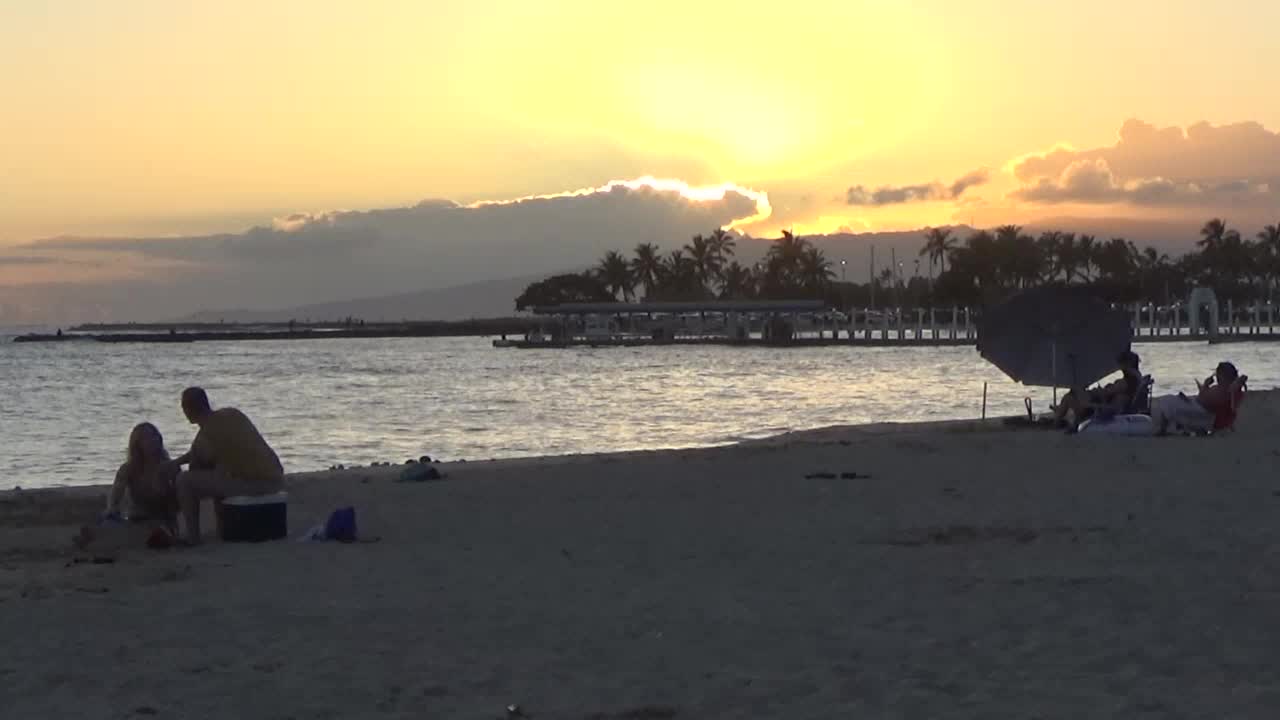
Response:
[2, 332, 1275, 489]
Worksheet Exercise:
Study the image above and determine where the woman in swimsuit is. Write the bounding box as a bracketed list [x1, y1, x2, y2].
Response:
[105, 422, 180, 533]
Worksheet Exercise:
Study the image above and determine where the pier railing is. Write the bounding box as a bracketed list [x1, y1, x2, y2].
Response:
[1127, 300, 1279, 339]
[498, 300, 1280, 348]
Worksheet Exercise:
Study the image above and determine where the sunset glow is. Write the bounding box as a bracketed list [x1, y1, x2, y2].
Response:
[3, 0, 1280, 300]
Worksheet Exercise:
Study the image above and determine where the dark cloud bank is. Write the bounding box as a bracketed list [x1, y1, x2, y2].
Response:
[1, 183, 764, 323]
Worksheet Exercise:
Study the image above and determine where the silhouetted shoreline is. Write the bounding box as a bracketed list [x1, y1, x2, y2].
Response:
[15, 318, 539, 343]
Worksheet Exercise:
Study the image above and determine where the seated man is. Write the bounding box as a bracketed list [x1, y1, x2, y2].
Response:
[1150, 361, 1247, 435]
[1055, 350, 1143, 427]
[168, 387, 284, 544]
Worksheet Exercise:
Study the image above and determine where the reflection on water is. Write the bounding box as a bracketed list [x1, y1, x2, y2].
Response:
[1, 334, 1275, 488]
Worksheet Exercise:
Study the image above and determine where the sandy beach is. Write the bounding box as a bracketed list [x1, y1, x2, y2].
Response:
[4, 393, 1280, 719]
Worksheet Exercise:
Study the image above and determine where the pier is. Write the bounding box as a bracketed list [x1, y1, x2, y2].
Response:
[12, 296, 1280, 347]
[496, 297, 1280, 349]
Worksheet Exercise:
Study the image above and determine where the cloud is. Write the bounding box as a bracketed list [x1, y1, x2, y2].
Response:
[1011, 119, 1280, 208]
[12, 178, 770, 322]
[846, 168, 989, 206]
[1012, 157, 1276, 206]
[0, 254, 103, 268]
[949, 169, 991, 198]
[468, 176, 772, 230]
[1014, 119, 1280, 182]
[0, 255, 59, 266]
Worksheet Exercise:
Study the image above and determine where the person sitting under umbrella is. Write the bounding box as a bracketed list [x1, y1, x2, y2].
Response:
[1150, 361, 1247, 436]
[1053, 350, 1143, 427]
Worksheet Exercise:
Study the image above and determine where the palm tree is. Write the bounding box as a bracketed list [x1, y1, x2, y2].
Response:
[798, 246, 835, 292]
[684, 234, 723, 291]
[1053, 232, 1080, 283]
[1198, 218, 1235, 253]
[707, 228, 737, 267]
[595, 250, 635, 301]
[1035, 231, 1062, 282]
[658, 249, 701, 298]
[768, 230, 807, 267]
[1010, 231, 1045, 289]
[919, 227, 955, 280]
[1258, 223, 1280, 257]
[630, 243, 663, 299]
[719, 261, 755, 299]
[761, 230, 809, 293]
[1256, 223, 1280, 299]
[1133, 246, 1169, 302]
[958, 229, 998, 292]
[1094, 238, 1138, 288]
[1077, 234, 1098, 281]
[992, 225, 1022, 287]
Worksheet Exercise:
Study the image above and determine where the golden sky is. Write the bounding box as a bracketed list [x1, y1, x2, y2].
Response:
[4, 0, 1280, 246]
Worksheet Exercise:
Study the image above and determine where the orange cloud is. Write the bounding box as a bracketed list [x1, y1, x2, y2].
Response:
[1008, 119, 1280, 212]
[466, 176, 772, 230]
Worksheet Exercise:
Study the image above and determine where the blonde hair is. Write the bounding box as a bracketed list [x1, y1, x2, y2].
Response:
[126, 422, 170, 471]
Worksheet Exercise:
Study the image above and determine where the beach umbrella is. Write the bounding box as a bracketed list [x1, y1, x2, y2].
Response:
[977, 287, 1132, 388]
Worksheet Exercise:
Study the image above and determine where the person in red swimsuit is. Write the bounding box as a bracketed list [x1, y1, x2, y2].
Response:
[1151, 361, 1247, 435]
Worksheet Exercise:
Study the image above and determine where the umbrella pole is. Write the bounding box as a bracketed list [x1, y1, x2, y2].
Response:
[1051, 340, 1058, 406]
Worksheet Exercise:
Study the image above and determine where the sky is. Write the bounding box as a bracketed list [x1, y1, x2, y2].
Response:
[3, 0, 1280, 320]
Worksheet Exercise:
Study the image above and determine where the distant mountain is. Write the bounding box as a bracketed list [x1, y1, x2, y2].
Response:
[178, 228, 978, 321]
[181, 272, 558, 323]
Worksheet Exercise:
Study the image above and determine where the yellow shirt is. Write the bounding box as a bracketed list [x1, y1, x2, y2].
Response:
[192, 408, 283, 483]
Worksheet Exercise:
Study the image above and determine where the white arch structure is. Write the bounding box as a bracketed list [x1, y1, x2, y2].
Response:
[1187, 287, 1219, 337]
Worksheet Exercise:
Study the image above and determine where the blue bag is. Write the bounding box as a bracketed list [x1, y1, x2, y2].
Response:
[323, 506, 357, 543]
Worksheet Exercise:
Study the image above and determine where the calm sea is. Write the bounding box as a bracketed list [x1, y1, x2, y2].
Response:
[2, 331, 1275, 489]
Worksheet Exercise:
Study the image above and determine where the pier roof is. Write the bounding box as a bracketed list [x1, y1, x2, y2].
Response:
[530, 300, 827, 315]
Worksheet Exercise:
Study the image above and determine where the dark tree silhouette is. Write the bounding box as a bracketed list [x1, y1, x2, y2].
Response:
[919, 227, 955, 279]
[799, 246, 836, 291]
[719, 261, 755, 299]
[518, 218, 1280, 312]
[515, 273, 616, 311]
[708, 228, 738, 268]
[595, 250, 635, 301]
[684, 234, 723, 291]
[630, 243, 663, 300]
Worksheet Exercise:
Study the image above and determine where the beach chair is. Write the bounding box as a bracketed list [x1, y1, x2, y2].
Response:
[1074, 375, 1155, 435]
[1128, 375, 1154, 415]
[1165, 376, 1247, 437]
[1212, 377, 1248, 433]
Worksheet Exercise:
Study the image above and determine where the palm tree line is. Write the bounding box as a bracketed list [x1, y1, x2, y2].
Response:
[924, 219, 1280, 306]
[593, 228, 837, 302]
[518, 217, 1280, 310]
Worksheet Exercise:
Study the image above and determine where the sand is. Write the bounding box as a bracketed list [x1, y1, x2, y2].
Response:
[3, 392, 1280, 719]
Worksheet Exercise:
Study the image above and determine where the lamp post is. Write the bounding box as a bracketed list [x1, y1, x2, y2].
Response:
[840, 259, 847, 282]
